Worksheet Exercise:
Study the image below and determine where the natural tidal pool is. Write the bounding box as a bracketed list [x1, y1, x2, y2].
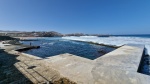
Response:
[21, 38, 116, 60]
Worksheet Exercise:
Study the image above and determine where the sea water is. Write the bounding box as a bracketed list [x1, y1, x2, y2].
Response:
[21, 37, 115, 60]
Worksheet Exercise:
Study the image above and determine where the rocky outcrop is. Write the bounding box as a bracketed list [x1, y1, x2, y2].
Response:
[0, 36, 18, 41]
[0, 49, 32, 84]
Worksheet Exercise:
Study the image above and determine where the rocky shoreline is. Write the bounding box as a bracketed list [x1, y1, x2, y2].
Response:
[0, 42, 77, 84]
[0, 49, 32, 84]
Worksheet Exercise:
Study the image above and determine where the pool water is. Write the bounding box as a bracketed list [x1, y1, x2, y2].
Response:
[22, 38, 116, 60]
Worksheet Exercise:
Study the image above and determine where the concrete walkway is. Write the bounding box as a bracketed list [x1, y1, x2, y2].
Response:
[92, 44, 150, 84]
[1, 43, 150, 84]
[5, 45, 76, 84]
[44, 53, 95, 84]
[43, 44, 150, 84]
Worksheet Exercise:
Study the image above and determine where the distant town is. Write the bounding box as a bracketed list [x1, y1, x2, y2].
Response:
[0, 30, 110, 37]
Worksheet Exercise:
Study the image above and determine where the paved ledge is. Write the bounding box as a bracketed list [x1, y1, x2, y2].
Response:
[43, 44, 150, 84]
[94, 44, 144, 72]
[44, 53, 95, 84]
[92, 44, 150, 84]
[2, 43, 150, 84]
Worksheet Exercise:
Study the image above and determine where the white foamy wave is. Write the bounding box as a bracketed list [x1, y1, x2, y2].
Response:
[80, 36, 98, 38]
[42, 42, 55, 45]
[42, 43, 48, 45]
[48, 42, 54, 45]
[62, 36, 150, 55]
[0, 42, 4, 48]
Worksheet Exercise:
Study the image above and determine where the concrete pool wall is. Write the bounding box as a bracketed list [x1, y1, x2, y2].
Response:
[10, 44, 150, 84]
[93, 44, 150, 84]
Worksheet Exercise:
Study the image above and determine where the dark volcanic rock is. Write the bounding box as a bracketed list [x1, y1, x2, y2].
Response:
[0, 36, 18, 41]
[98, 49, 107, 54]
[0, 50, 32, 84]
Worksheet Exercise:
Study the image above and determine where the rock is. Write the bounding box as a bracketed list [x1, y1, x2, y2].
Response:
[98, 49, 107, 54]
[146, 61, 150, 65]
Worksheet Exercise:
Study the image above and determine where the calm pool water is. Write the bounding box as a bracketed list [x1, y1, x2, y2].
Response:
[21, 38, 115, 60]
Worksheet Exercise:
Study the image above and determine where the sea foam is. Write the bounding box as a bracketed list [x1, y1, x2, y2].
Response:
[62, 36, 150, 55]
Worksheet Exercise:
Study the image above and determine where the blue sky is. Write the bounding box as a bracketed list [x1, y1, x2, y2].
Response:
[0, 0, 150, 34]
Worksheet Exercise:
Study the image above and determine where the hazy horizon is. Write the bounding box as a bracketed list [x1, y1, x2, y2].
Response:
[1, 29, 150, 35]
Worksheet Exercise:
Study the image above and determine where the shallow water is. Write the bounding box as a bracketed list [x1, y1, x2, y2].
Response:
[21, 38, 115, 60]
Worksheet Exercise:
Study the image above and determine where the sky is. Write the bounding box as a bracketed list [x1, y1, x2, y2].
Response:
[0, 0, 150, 34]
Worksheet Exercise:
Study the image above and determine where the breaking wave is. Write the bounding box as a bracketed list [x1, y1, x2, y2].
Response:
[63, 36, 150, 55]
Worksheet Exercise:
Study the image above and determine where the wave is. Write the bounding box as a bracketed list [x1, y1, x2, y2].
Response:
[79, 36, 98, 38]
[42, 42, 55, 45]
[62, 36, 150, 55]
